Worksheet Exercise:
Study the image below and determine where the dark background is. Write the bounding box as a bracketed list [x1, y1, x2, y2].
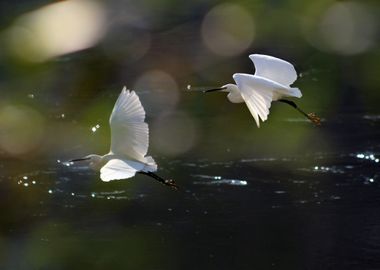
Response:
[0, 0, 379, 269]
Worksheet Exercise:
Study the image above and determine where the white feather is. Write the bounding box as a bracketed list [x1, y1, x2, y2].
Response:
[143, 156, 157, 172]
[100, 159, 145, 182]
[249, 54, 298, 87]
[72, 87, 160, 184]
[233, 73, 299, 127]
[109, 87, 149, 161]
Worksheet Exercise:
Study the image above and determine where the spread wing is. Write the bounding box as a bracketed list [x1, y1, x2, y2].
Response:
[249, 54, 297, 86]
[233, 73, 288, 127]
[109, 87, 149, 160]
[100, 159, 145, 182]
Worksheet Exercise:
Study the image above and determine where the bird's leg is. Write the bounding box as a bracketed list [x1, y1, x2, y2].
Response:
[138, 172, 178, 190]
[278, 99, 321, 126]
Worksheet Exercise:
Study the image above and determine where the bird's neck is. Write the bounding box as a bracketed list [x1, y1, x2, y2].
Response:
[89, 154, 106, 170]
[227, 86, 244, 103]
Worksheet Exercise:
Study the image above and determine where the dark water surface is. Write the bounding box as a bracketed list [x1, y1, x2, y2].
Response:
[1, 113, 379, 270]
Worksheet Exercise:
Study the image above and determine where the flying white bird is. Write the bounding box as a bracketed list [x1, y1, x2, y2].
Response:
[188, 54, 320, 127]
[69, 87, 178, 189]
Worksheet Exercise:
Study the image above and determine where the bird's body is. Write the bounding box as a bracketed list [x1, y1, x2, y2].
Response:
[70, 88, 177, 189]
[197, 54, 320, 127]
[223, 74, 301, 104]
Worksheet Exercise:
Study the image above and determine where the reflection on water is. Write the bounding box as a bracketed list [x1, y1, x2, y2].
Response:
[192, 174, 248, 186]
[91, 124, 100, 133]
[363, 115, 380, 121]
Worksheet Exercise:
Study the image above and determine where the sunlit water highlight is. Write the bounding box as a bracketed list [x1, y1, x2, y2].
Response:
[12, 148, 379, 207]
[192, 174, 248, 186]
[2, 112, 380, 269]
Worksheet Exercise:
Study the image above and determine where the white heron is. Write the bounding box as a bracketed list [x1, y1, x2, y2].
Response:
[189, 54, 320, 127]
[69, 87, 178, 190]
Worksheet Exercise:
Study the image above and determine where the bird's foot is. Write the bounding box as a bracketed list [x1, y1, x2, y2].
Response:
[164, 179, 179, 190]
[307, 113, 321, 126]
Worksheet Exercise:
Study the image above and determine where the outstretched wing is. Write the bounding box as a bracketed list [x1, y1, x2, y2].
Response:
[249, 54, 297, 86]
[100, 159, 145, 182]
[233, 73, 288, 127]
[109, 87, 149, 160]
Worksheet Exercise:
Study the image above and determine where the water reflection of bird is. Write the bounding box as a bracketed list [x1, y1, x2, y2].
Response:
[69, 87, 178, 190]
[189, 54, 321, 127]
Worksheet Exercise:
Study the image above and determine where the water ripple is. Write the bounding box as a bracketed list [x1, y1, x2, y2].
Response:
[240, 157, 277, 163]
[192, 174, 248, 186]
[363, 115, 380, 121]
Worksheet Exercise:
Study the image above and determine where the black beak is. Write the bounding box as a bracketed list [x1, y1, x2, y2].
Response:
[204, 87, 227, 93]
[187, 85, 227, 93]
[69, 157, 91, 162]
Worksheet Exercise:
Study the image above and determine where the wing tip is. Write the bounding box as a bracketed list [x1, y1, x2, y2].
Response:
[247, 107, 261, 128]
[249, 53, 268, 62]
[232, 73, 253, 84]
[122, 86, 137, 96]
[121, 86, 129, 94]
[248, 53, 280, 61]
[119, 86, 141, 101]
[249, 53, 294, 67]
[248, 53, 258, 60]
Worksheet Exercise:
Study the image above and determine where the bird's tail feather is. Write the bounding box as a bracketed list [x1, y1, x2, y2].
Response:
[289, 87, 302, 98]
[143, 156, 158, 172]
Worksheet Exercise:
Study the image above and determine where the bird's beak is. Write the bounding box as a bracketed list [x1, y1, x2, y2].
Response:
[69, 157, 91, 162]
[203, 87, 227, 93]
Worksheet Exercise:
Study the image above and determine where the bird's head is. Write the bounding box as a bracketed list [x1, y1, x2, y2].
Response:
[222, 84, 239, 93]
[203, 84, 238, 93]
[203, 84, 243, 103]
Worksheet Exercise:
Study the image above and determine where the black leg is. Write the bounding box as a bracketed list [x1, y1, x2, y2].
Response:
[138, 171, 178, 190]
[278, 99, 321, 126]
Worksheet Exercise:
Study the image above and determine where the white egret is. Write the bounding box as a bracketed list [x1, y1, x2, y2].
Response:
[69, 87, 178, 190]
[188, 54, 320, 127]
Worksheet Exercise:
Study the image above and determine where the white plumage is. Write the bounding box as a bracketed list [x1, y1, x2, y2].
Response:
[101, 87, 157, 181]
[70, 87, 169, 185]
[109, 88, 149, 159]
[238, 54, 302, 127]
[204, 54, 303, 127]
[100, 159, 145, 182]
[249, 54, 298, 87]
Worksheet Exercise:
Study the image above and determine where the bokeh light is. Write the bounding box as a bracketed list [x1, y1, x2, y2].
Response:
[303, 2, 377, 55]
[133, 70, 180, 117]
[201, 3, 255, 57]
[5, 0, 106, 62]
[0, 105, 45, 155]
[100, 1, 152, 63]
[102, 28, 151, 63]
[151, 112, 199, 156]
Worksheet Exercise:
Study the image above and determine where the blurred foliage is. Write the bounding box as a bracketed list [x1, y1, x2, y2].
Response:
[0, 2, 377, 191]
